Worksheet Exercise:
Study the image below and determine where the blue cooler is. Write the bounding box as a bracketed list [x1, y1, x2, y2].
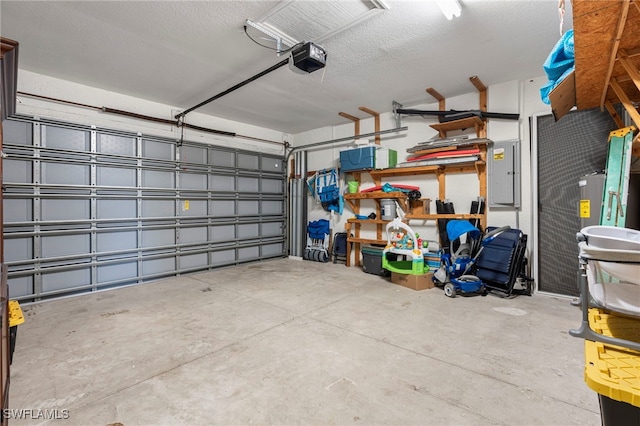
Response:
[340, 146, 376, 172]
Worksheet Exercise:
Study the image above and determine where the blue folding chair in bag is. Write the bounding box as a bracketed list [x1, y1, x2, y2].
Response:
[304, 219, 331, 262]
[314, 168, 343, 214]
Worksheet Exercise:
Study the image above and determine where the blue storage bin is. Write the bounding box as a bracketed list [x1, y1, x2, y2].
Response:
[340, 146, 376, 172]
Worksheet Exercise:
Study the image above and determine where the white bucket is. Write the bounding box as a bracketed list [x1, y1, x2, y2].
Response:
[380, 199, 396, 220]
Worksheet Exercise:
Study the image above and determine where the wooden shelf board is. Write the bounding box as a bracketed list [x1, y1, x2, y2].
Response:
[347, 218, 403, 224]
[370, 162, 485, 178]
[347, 237, 387, 245]
[344, 191, 407, 200]
[405, 213, 483, 220]
[429, 116, 484, 133]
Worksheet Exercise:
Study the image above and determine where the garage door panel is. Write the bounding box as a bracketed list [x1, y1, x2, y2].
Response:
[8, 276, 33, 299]
[42, 268, 91, 293]
[262, 178, 283, 194]
[3, 118, 285, 302]
[210, 174, 235, 191]
[97, 231, 138, 252]
[239, 245, 259, 261]
[97, 134, 136, 156]
[97, 262, 137, 284]
[209, 149, 235, 168]
[42, 125, 90, 151]
[180, 227, 208, 244]
[238, 200, 259, 216]
[97, 199, 137, 220]
[180, 252, 208, 270]
[180, 172, 207, 190]
[41, 199, 89, 221]
[238, 223, 259, 239]
[41, 234, 90, 258]
[262, 200, 283, 215]
[3, 120, 32, 145]
[3, 159, 32, 184]
[142, 199, 174, 217]
[237, 153, 259, 170]
[209, 225, 235, 242]
[4, 238, 33, 263]
[263, 242, 284, 257]
[262, 222, 283, 237]
[261, 156, 283, 172]
[238, 176, 259, 192]
[211, 200, 235, 216]
[181, 146, 207, 165]
[211, 249, 236, 266]
[4, 198, 33, 223]
[143, 139, 174, 161]
[180, 199, 206, 217]
[142, 170, 175, 189]
[97, 166, 136, 187]
[142, 229, 175, 248]
[41, 162, 90, 186]
[142, 257, 175, 276]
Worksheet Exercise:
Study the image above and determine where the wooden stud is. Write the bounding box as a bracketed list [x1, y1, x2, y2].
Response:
[632, 139, 640, 158]
[610, 77, 640, 128]
[600, 0, 631, 110]
[437, 170, 446, 200]
[470, 76, 487, 138]
[426, 88, 446, 110]
[339, 112, 360, 139]
[359, 107, 381, 145]
[604, 100, 625, 128]
[618, 49, 640, 92]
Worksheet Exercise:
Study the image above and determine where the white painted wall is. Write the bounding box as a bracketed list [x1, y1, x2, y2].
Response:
[14, 69, 557, 268]
[14, 70, 286, 155]
[294, 76, 554, 266]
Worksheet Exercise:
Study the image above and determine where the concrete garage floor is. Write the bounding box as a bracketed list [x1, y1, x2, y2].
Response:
[10, 258, 600, 425]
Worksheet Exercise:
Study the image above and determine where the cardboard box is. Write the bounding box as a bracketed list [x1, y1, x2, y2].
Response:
[549, 71, 576, 121]
[391, 272, 434, 291]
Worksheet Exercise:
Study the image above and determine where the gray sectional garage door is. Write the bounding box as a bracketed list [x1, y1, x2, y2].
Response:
[2, 117, 286, 302]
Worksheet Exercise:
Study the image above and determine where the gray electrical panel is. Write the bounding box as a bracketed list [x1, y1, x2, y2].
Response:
[578, 172, 605, 228]
[488, 139, 521, 208]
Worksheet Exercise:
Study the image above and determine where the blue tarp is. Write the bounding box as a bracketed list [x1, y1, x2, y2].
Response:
[540, 29, 574, 105]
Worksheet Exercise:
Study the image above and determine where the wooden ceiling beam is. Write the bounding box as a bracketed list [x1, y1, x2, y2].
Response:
[339, 112, 360, 138]
[358, 107, 380, 145]
[610, 77, 640, 129]
[426, 88, 445, 110]
[600, 0, 631, 110]
[604, 100, 625, 128]
[617, 49, 640, 93]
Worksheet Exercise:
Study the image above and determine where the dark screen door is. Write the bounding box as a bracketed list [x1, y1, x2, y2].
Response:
[534, 109, 616, 296]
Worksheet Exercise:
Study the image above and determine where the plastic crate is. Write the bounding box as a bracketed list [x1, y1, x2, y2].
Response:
[362, 245, 395, 276]
[8, 300, 24, 365]
[584, 308, 640, 420]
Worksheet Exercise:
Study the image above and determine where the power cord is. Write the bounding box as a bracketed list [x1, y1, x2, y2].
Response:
[243, 25, 303, 54]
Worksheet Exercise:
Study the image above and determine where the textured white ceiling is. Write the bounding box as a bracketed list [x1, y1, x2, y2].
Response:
[0, 0, 572, 134]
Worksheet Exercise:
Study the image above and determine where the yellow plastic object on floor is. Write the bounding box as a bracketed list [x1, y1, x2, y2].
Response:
[584, 308, 640, 408]
[8, 300, 24, 327]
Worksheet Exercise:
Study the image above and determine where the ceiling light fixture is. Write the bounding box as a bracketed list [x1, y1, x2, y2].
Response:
[435, 0, 462, 20]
